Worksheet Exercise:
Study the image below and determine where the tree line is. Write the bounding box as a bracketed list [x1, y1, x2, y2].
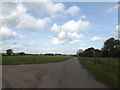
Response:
[77, 38, 120, 58]
[3, 49, 75, 56]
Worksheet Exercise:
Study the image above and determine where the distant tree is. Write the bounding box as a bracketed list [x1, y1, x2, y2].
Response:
[2, 53, 7, 56]
[102, 38, 120, 57]
[44, 53, 54, 56]
[55, 54, 62, 56]
[83, 47, 95, 57]
[94, 49, 102, 57]
[20, 52, 25, 55]
[77, 49, 83, 57]
[77, 38, 120, 58]
[6, 49, 13, 55]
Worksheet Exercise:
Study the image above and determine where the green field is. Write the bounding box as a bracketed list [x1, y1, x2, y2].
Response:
[78, 57, 118, 88]
[2, 56, 73, 65]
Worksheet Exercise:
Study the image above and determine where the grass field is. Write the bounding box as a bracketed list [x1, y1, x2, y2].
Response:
[2, 56, 73, 65]
[78, 57, 118, 88]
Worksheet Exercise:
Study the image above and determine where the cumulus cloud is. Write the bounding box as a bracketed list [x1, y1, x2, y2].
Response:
[22, 1, 65, 16]
[50, 20, 90, 32]
[50, 23, 60, 32]
[23, 1, 80, 16]
[50, 19, 90, 45]
[61, 20, 90, 32]
[16, 15, 51, 31]
[1, 3, 26, 27]
[0, 27, 24, 41]
[65, 5, 80, 15]
[1, 2, 51, 31]
[1, 2, 89, 47]
[52, 31, 84, 45]
[91, 36, 104, 42]
[1, 2, 81, 32]
[107, 4, 120, 13]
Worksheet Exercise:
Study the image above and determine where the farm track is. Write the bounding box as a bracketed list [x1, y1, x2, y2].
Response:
[2, 57, 109, 88]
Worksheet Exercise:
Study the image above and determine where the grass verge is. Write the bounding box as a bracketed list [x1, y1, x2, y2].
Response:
[78, 57, 118, 88]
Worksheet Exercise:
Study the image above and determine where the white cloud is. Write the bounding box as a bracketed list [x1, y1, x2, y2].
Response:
[1, 41, 36, 53]
[107, 4, 120, 13]
[23, 2, 81, 16]
[0, 27, 24, 41]
[1, 2, 82, 32]
[1, 3, 26, 27]
[57, 31, 66, 39]
[70, 32, 84, 38]
[22, 1, 65, 16]
[80, 15, 86, 19]
[50, 13, 64, 19]
[16, 15, 51, 31]
[61, 20, 90, 32]
[52, 31, 84, 45]
[50, 23, 60, 32]
[73, 47, 85, 51]
[65, 5, 80, 15]
[50, 20, 90, 32]
[91, 36, 104, 42]
[50, 19, 90, 45]
[70, 40, 82, 44]
[52, 37, 62, 45]
[1, 2, 51, 31]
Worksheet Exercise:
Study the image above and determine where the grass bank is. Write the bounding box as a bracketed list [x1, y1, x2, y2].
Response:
[78, 57, 118, 88]
[2, 56, 73, 65]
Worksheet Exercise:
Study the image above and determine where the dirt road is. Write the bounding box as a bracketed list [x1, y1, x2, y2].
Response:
[2, 57, 108, 88]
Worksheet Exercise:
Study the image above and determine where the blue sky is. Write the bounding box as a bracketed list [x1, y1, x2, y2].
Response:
[0, 1, 119, 54]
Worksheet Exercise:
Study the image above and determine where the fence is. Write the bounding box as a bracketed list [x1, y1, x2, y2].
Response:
[78, 57, 118, 73]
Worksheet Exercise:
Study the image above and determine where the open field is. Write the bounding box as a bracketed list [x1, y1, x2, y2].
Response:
[78, 57, 118, 88]
[2, 56, 73, 65]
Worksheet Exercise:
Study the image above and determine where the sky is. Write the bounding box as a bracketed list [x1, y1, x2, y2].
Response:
[0, 1, 119, 54]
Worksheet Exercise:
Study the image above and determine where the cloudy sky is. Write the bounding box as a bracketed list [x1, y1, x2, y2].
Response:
[0, 1, 119, 54]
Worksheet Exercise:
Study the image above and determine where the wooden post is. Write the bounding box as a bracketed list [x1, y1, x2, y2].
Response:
[94, 58, 95, 65]
[108, 58, 110, 68]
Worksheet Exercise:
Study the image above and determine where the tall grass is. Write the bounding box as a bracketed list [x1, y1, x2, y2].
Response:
[78, 57, 118, 73]
[78, 57, 118, 88]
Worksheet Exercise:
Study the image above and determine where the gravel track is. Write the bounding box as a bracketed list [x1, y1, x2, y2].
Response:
[2, 57, 108, 88]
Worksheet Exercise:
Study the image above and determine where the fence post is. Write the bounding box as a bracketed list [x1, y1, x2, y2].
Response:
[108, 58, 110, 68]
[98, 58, 99, 64]
[94, 58, 95, 64]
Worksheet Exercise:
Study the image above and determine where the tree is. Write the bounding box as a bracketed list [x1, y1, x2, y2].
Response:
[44, 53, 54, 56]
[82, 47, 95, 57]
[102, 38, 120, 57]
[94, 49, 102, 57]
[77, 38, 120, 58]
[77, 49, 83, 57]
[20, 52, 25, 55]
[6, 49, 13, 55]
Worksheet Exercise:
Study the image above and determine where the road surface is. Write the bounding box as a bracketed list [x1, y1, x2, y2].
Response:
[2, 57, 109, 88]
